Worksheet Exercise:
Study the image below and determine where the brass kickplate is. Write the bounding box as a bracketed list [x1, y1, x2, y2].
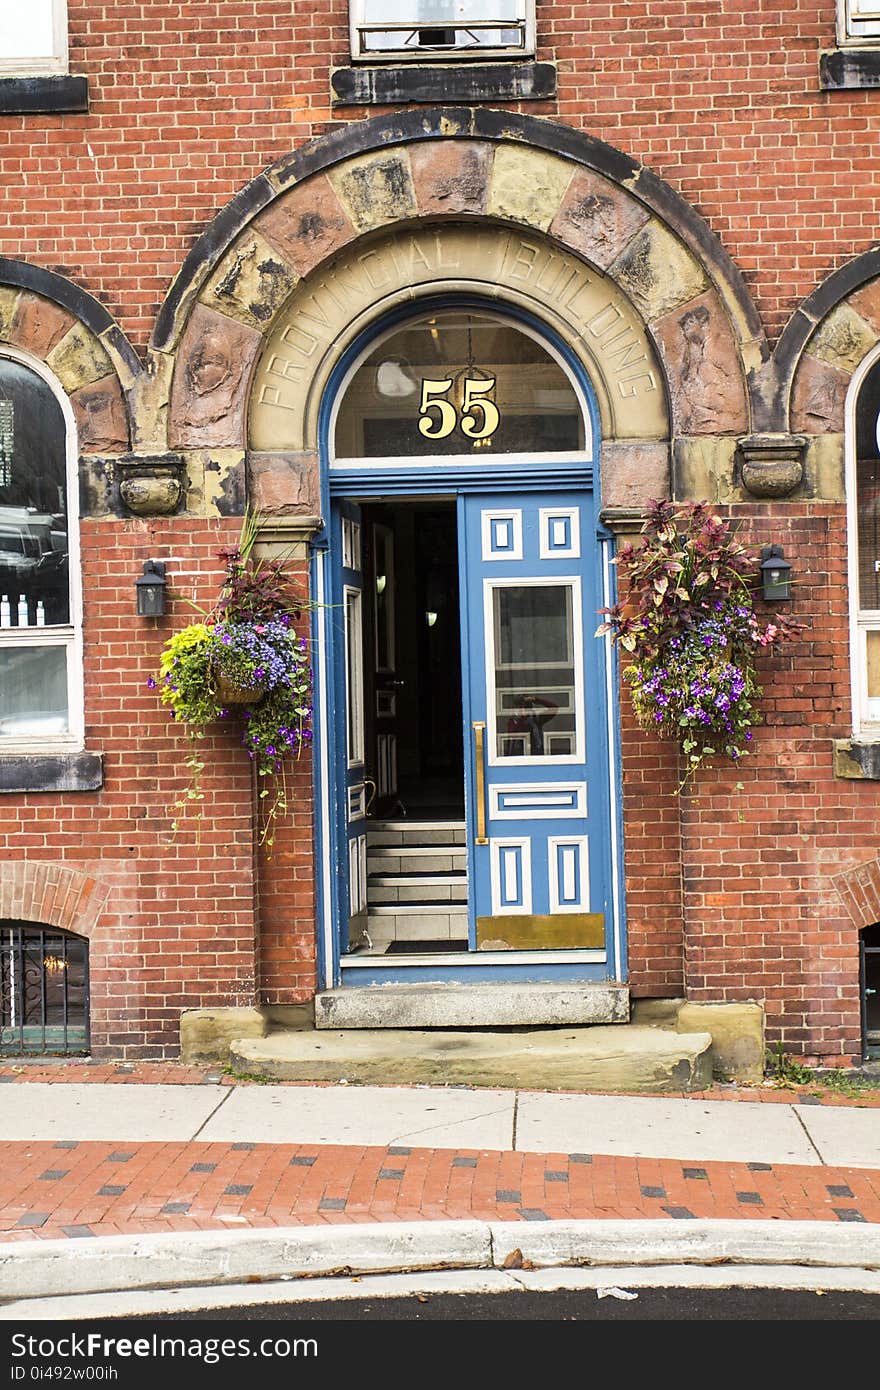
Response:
[476, 913, 605, 951]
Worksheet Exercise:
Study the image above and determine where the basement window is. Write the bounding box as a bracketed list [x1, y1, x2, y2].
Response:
[349, 0, 534, 61]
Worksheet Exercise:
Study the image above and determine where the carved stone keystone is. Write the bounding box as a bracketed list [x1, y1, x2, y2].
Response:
[117, 454, 186, 515]
[736, 433, 806, 497]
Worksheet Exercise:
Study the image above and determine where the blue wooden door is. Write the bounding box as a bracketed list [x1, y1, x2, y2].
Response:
[334, 501, 369, 952]
[459, 491, 611, 955]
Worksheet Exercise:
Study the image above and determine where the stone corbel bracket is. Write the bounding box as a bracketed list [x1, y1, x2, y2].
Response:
[735, 433, 807, 498]
[116, 453, 187, 516]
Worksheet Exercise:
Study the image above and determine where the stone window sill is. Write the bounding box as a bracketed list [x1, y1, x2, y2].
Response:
[331, 60, 555, 106]
[833, 739, 880, 780]
[0, 75, 89, 115]
[819, 47, 880, 89]
[0, 751, 103, 793]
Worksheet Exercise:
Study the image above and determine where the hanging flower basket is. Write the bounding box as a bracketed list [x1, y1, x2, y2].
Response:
[212, 665, 266, 705]
[596, 499, 802, 788]
[149, 510, 313, 848]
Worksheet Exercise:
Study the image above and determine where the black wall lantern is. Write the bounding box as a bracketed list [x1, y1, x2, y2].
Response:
[760, 544, 792, 602]
[135, 559, 167, 617]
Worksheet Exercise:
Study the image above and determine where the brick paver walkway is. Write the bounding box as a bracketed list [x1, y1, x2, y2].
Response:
[0, 1061, 878, 1245]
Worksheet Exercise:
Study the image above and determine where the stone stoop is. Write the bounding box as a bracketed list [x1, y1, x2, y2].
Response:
[315, 981, 630, 1030]
[228, 1024, 714, 1094]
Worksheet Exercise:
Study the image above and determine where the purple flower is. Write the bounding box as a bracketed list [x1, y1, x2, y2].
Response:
[146, 676, 157, 689]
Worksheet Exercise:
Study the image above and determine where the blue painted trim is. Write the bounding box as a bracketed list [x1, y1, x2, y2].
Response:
[339, 960, 612, 985]
[329, 462, 595, 496]
[313, 292, 628, 990]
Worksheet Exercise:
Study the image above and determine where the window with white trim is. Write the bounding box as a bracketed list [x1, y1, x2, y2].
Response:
[838, 0, 880, 46]
[851, 356, 880, 733]
[0, 353, 82, 748]
[0, 1, 68, 76]
[349, 0, 534, 62]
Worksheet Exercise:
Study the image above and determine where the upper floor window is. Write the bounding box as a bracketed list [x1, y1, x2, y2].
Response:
[850, 354, 880, 733]
[349, 0, 534, 62]
[0, 353, 82, 748]
[838, 0, 880, 46]
[0, 1, 68, 76]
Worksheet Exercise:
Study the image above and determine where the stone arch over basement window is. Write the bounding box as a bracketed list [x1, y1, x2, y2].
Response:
[158, 111, 761, 515]
[0, 860, 110, 1057]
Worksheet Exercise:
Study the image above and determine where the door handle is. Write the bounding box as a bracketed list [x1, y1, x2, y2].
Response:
[472, 721, 488, 845]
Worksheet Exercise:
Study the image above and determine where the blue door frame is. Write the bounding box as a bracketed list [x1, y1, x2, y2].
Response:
[309, 297, 627, 990]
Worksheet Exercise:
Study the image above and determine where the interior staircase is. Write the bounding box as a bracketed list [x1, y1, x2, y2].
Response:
[364, 818, 469, 954]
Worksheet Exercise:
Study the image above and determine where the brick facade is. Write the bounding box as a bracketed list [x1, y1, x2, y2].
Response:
[1, 1, 879, 1064]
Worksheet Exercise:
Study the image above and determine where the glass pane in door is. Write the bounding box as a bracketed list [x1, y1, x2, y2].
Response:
[490, 582, 578, 759]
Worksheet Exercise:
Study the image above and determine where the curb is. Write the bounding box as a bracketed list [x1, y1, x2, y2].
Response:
[2, 1220, 880, 1301]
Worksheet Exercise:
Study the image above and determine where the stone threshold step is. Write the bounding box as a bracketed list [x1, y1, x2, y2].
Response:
[370, 820, 465, 832]
[229, 1024, 713, 1094]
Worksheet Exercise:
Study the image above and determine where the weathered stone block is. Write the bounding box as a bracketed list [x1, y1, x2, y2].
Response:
[71, 374, 129, 452]
[203, 231, 298, 331]
[612, 221, 708, 323]
[675, 1002, 765, 1084]
[487, 145, 573, 232]
[790, 352, 850, 435]
[170, 303, 262, 449]
[410, 140, 491, 217]
[247, 450, 320, 516]
[0, 286, 20, 340]
[834, 740, 880, 780]
[600, 441, 670, 510]
[256, 173, 356, 278]
[10, 291, 74, 358]
[806, 302, 878, 373]
[550, 167, 649, 271]
[847, 276, 880, 334]
[329, 151, 418, 233]
[180, 1007, 268, 1065]
[46, 322, 113, 392]
[653, 290, 748, 435]
[672, 436, 738, 502]
[801, 433, 845, 501]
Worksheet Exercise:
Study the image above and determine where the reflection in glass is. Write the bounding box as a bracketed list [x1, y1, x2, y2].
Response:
[0, 360, 69, 628]
[492, 584, 577, 757]
[0, 645, 69, 737]
[335, 310, 583, 459]
[857, 454, 880, 611]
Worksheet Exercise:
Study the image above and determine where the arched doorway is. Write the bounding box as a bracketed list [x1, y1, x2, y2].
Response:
[312, 298, 625, 993]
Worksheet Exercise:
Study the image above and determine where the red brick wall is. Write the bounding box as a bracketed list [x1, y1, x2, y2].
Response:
[673, 504, 869, 1064]
[0, 2, 867, 351]
[2, 517, 260, 1058]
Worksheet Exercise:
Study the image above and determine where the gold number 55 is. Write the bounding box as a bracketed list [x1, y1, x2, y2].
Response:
[460, 376, 499, 440]
[417, 379, 456, 439]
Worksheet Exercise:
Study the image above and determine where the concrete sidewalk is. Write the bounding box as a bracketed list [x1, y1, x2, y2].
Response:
[0, 1063, 879, 1308]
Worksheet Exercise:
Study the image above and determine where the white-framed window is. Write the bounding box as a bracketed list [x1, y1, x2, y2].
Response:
[848, 346, 880, 735]
[0, 1, 69, 76]
[0, 349, 83, 750]
[349, 0, 534, 62]
[838, 0, 880, 46]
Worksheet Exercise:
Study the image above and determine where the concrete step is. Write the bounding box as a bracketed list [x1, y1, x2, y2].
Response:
[316, 981, 628, 1029]
[229, 1023, 714, 1094]
[365, 906, 469, 940]
[367, 873, 468, 905]
[367, 822, 467, 847]
[367, 848, 467, 874]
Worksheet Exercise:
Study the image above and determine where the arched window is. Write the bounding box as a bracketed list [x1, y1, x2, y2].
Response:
[0, 352, 82, 746]
[333, 307, 587, 460]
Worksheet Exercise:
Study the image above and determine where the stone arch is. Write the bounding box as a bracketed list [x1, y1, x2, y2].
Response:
[0, 861, 111, 941]
[161, 111, 763, 513]
[0, 259, 137, 455]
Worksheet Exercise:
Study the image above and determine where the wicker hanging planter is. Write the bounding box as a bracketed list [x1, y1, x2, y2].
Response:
[212, 666, 266, 705]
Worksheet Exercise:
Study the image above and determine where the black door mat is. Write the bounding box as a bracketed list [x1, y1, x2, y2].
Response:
[384, 940, 468, 954]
